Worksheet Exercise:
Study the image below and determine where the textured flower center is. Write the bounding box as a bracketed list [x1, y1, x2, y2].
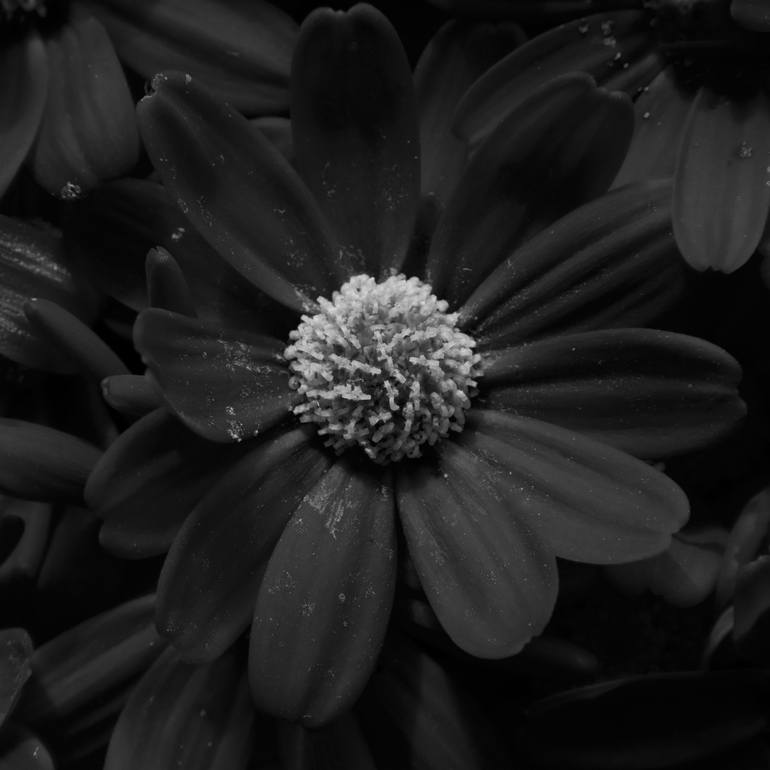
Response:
[284, 274, 482, 464]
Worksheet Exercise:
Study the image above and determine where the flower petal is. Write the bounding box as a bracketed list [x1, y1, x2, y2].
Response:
[453, 11, 656, 147]
[415, 19, 524, 204]
[482, 329, 745, 458]
[104, 647, 258, 770]
[250, 462, 396, 726]
[17, 595, 162, 725]
[82, 0, 296, 115]
[137, 71, 344, 312]
[396, 442, 558, 658]
[612, 67, 693, 188]
[86, 409, 248, 558]
[0, 420, 100, 504]
[0, 629, 33, 729]
[0, 216, 95, 372]
[156, 427, 330, 662]
[427, 73, 634, 307]
[0, 34, 47, 198]
[734, 554, 770, 662]
[0, 499, 51, 584]
[100, 375, 162, 418]
[673, 86, 770, 272]
[0, 725, 54, 770]
[135, 308, 294, 443]
[31, 12, 139, 199]
[457, 410, 689, 563]
[292, 5, 420, 276]
[459, 180, 684, 348]
[145, 248, 196, 317]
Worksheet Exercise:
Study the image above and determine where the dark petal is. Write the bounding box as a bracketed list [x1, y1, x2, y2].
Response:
[459, 180, 684, 348]
[66, 178, 289, 333]
[453, 11, 655, 147]
[612, 67, 692, 188]
[135, 308, 294, 443]
[415, 19, 524, 204]
[156, 427, 330, 662]
[734, 555, 770, 662]
[145, 248, 196, 317]
[0, 499, 52, 584]
[103, 647, 257, 770]
[0, 725, 54, 770]
[458, 410, 689, 563]
[427, 73, 633, 307]
[0, 35, 47, 198]
[0, 420, 99, 504]
[0, 216, 95, 372]
[100, 375, 162, 418]
[251, 117, 292, 160]
[732, 0, 770, 31]
[482, 328, 745, 458]
[17, 595, 162, 725]
[519, 670, 770, 769]
[0, 629, 32, 729]
[137, 71, 343, 313]
[86, 409, 248, 558]
[25, 299, 130, 382]
[607, 526, 726, 608]
[396, 444, 557, 658]
[81, 0, 296, 115]
[31, 12, 139, 199]
[250, 463, 396, 726]
[673, 86, 770, 272]
[292, 5, 420, 276]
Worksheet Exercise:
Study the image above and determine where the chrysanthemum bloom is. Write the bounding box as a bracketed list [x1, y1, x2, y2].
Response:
[452, 0, 770, 272]
[0, 0, 296, 200]
[86, 4, 745, 726]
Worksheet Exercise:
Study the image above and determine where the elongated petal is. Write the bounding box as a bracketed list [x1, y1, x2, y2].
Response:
[146, 248, 196, 316]
[673, 86, 770, 272]
[135, 308, 294, 443]
[0, 420, 99, 503]
[0, 34, 46, 197]
[458, 410, 689, 563]
[0, 629, 32, 728]
[427, 74, 633, 307]
[250, 462, 396, 726]
[138, 71, 344, 312]
[612, 67, 692, 188]
[519, 670, 770, 769]
[31, 13, 139, 198]
[104, 647, 257, 770]
[0, 216, 95, 371]
[396, 443, 557, 658]
[416, 20, 523, 203]
[101, 375, 162, 417]
[82, 0, 296, 115]
[157, 427, 330, 662]
[482, 329, 745, 458]
[293, 5, 420, 276]
[86, 409, 248, 558]
[454, 11, 656, 146]
[459, 180, 683, 347]
[18, 595, 162, 725]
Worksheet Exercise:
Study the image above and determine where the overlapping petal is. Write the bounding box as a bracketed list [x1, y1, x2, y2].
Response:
[137, 71, 345, 312]
[427, 73, 634, 307]
[0, 629, 32, 728]
[0, 35, 47, 198]
[135, 308, 295, 443]
[459, 181, 683, 347]
[482, 329, 745, 458]
[86, 409, 248, 558]
[292, 4, 420, 276]
[250, 462, 396, 726]
[415, 19, 524, 204]
[673, 86, 770, 272]
[396, 441, 558, 658]
[457, 410, 689, 563]
[31, 11, 139, 199]
[156, 427, 330, 662]
[82, 0, 296, 115]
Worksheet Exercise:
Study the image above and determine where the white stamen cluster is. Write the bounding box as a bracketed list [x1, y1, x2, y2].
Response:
[284, 274, 482, 465]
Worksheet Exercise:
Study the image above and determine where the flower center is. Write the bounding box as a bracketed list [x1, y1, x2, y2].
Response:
[284, 274, 482, 465]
